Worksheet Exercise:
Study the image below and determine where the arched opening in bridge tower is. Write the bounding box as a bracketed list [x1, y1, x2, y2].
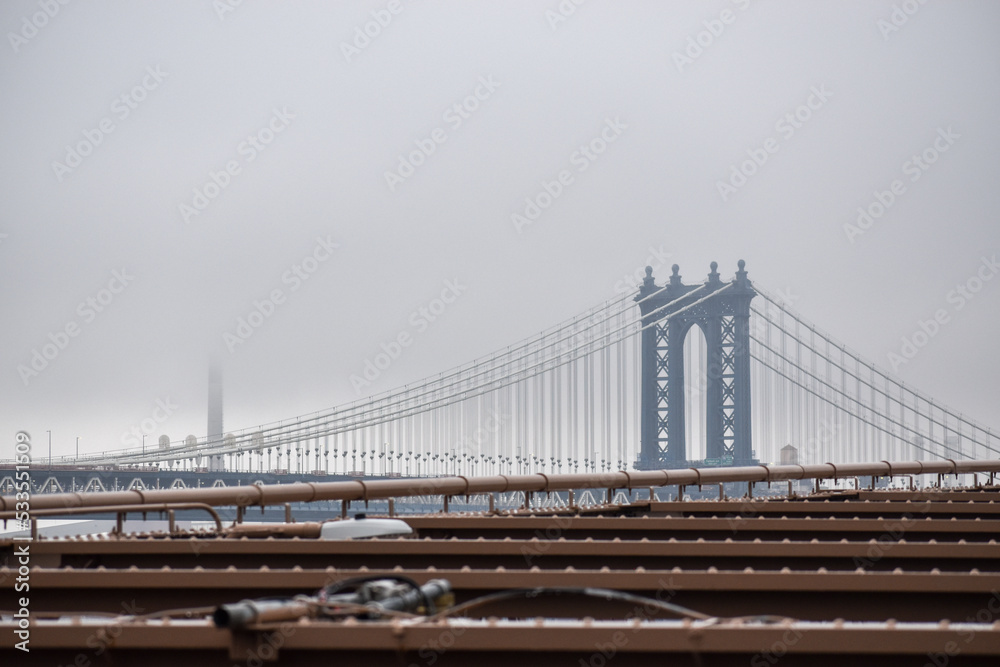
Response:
[684, 325, 708, 462]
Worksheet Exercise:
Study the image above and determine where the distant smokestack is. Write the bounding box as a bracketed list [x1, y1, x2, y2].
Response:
[208, 355, 223, 443]
[208, 355, 225, 472]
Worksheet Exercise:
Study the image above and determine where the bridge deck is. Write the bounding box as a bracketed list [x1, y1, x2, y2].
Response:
[3, 482, 1000, 664]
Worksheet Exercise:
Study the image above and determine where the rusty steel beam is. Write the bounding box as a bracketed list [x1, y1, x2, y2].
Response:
[638, 499, 1000, 519]
[853, 489, 1000, 503]
[5, 533, 998, 571]
[11, 565, 1000, 622]
[4, 617, 1000, 666]
[15, 565, 1000, 595]
[401, 514, 1000, 542]
[5, 459, 999, 513]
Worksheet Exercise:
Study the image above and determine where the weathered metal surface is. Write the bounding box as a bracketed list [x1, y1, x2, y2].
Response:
[11, 565, 1000, 621]
[3, 470, 1000, 663]
[403, 514, 1000, 543]
[4, 533, 997, 571]
[4, 618, 1000, 666]
[640, 498, 1000, 519]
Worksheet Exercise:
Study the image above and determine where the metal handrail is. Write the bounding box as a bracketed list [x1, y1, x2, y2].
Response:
[0, 502, 224, 534]
[2, 460, 997, 515]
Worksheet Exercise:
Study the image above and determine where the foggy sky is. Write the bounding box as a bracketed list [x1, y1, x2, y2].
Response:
[2, 1, 998, 459]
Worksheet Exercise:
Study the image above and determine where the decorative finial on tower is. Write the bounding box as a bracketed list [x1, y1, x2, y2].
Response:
[669, 264, 682, 288]
[641, 265, 656, 291]
[736, 258, 749, 286]
[708, 261, 721, 284]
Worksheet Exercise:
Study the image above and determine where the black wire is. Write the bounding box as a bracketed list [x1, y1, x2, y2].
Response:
[429, 587, 714, 622]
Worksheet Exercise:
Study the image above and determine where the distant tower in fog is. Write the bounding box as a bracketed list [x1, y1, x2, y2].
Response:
[208, 355, 224, 471]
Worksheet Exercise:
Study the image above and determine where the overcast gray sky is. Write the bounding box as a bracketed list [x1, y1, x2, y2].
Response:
[2, 1, 998, 459]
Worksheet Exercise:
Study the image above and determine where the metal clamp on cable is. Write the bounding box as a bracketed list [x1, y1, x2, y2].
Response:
[213, 577, 453, 629]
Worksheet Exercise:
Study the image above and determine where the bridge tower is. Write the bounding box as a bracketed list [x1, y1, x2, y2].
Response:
[636, 260, 756, 469]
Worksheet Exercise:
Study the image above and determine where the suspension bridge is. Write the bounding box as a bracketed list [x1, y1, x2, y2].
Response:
[5, 260, 997, 494]
[6, 260, 1000, 664]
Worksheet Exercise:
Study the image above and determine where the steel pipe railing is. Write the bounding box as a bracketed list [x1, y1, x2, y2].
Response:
[3, 459, 998, 514]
